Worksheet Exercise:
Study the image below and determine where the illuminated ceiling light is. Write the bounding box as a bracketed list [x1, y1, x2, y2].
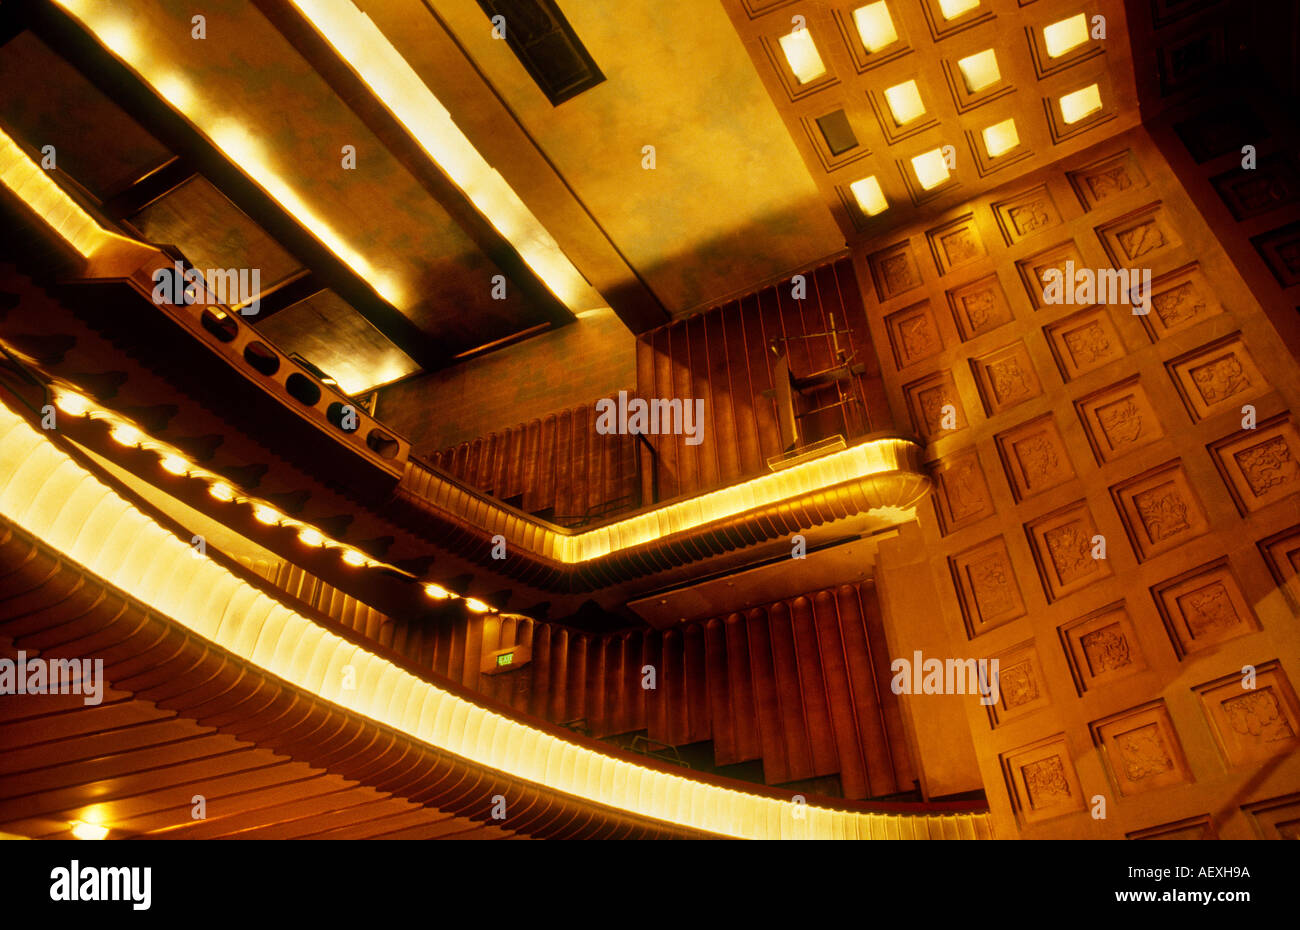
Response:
[424, 583, 453, 600]
[208, 482, 235, 502]
[849, 176, 889, 217]
[911, 148, 951, 190]
[341, 549, 368, 567]
[54, 391, 91, 417]
[464, 598, 491, 613]
[253, 506, 281, 526]
[109, 424, 143, 447]
[1060, 84, 1103, 124]
[160, 455, 189, 476]
[957, 49, 1000, 93]
[778, 28, 827, 84]
[297, 527, 324, 547]
[853, 3, 898, 53]
[1044, 13, 1089, 58]
[883, 80, 925, 125]
[69, 821, 109, 841]
[938, 0, 980, 19]
[982, 118, 1020, 158]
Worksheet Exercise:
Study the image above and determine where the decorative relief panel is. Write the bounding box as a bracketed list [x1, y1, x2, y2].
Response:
[885, 301, 944, 369]
[929, 448, 996, 535]
[1111, 461, 1209, 562]
[1067, 150, 1148, 211]
[1209, 415, 1300, 515]
[1017, 240, 1088, 310]
[1211, 155, 1300, 221]
[949, 536, 1028, 638]
[926, 214, 985, 277]
[1001, 735, 1086, 824]
[1127, 815, 1217, 840]
[1196, 662, 1300, 768]
[1026, 500, 1112, 602]
[1251, 220, 1300, 289]
[868, 240, 924, 302]
[1044, 306, 1127, 381]
[1258, 526, 1300, 613]
[1075, 377, 1165, 464]
[1243, 793, 1300, 840]
[947, 273, 1014, 341]
[1152, 559, 1260, 658]
[1096, 203, 1183, 268]
[993, 184, 1062, 246]
[1139, 264, 1223, 341]
[970, 341, 1043, 415]
[1090, 701, 1192, 797]
[1167, 334, 1267, 422]
[1059, 602, 1148, 694]
[995, 414, 1075, 501]
[986, 641, 1050, 728]
[903, 371, 968, 441]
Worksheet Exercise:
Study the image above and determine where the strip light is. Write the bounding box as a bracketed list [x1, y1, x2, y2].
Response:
[0, 398, 989, 839]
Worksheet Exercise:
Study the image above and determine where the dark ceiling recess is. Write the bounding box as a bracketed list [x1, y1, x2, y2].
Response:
[476, 0, 605, 105]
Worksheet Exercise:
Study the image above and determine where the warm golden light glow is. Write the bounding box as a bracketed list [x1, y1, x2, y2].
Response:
[957, 49, 1000, 93]
[298, 527, 325, 547]
[341, 549, 368, 567]
[424, 583, 453, 600]
[938, 0, 980, 19]
[54, 391, 91, 417]
[0, 400, 989, 840]
[884, 80, 926, 125]
[778, 28, 828, 84]
[853, 3, 898, 53]
[208, 482, 236, 503]
[160, 455, 189, 476]
[849, 176, 889, 217]
[1044, 13, 1089, 58]
[982, 118, 1020, 158]
[109, 424, 143, 447]
[70, 821, 109, 841]
[1060, 83, 1103, 124]
[464, 598, 491, 613]
[911, 148, 951, 190]
[253, 506, 281, 526]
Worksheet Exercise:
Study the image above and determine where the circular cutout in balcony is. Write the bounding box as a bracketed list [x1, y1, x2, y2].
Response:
[243, 341, 280, 376]
[366, 429, 400, 459]
[285, 372, 321, 406]
[200, 308, 239, 343]
[327, 401, 360, 433]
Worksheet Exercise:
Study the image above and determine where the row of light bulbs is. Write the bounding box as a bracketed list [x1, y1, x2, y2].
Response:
[52, 388, 494, 614]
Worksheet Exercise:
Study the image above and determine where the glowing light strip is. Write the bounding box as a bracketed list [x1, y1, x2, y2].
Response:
[51, 0, 403, 305]
[286, 0, 601, 311]
[0, 400, 989, 839]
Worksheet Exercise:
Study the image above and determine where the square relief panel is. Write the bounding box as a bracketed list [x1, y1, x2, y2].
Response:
[1196, 662, 1300, 768]
[1140, 264, 1223, 341]
[1017, 240, 1088, 310]
[949, 535, 1027, 638]
[1059, 601, 1148, 694]
[1258, 526, 1300, 613]
[1211, 155, 1300, 221]
[884, 300, 944, 369]
[926, 214, 985, 276]
[903, 371, 967, 441]
[1111, 461, 1209, 562]
[1090, 701, 1193, 797]
[1251, 220, 1300, 289]
[1001, 734, 1086, 825]
[1026, 500, 1112, 603]
[995, 414, 1075, 500]
[1067, 150, 1148, 212]
[1209, 415, 1300, 515]
[1075, 377, 1165, 464]
[993, 184, 1062, 246]
[868, 240, 925, 302]
[1152, 559, 1260, 658]
[986, 640, 1050, 728]
[1044, 306, 1126, 381]
[1096, 203, 1183, 269]
[1127, 815, 1217, 840]
[929, 448, 995, 534]
[970, 341, 1042, 415]
[1243, 793, 1300, 840]
[947, 273, 1014, 340]
[1167, 334, 1267, 422]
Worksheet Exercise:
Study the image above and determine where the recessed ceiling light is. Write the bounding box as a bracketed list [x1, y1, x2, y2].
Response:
[253, 506, 282, 526]
[424, 583, 453, 600]
[849, 176, 889, 216]
[70, 821, 109, 841]
[297, 527, 324, 547]
[853, 2, 898, 53]
[778, 29, 827, 84]
[982, 118, 1020, 157]
[1044, 13, 1089, 58]
[160, 455, 189, 476]
[464, 598, 491, 613]
[911, 148, 951, 190]
[341, 549, 368, 567]
[884, 80, 926, 125]
[109, 424, 143, 447]
[54, 391, 91, 417]
[957, 49, 1000, 93]
[938, 0, 980, 20]
[208, 482, 235, 502]
[1060, 84, 1103, 124]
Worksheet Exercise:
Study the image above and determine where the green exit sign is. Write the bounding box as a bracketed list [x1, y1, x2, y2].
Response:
[496, 652, 514, 667]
